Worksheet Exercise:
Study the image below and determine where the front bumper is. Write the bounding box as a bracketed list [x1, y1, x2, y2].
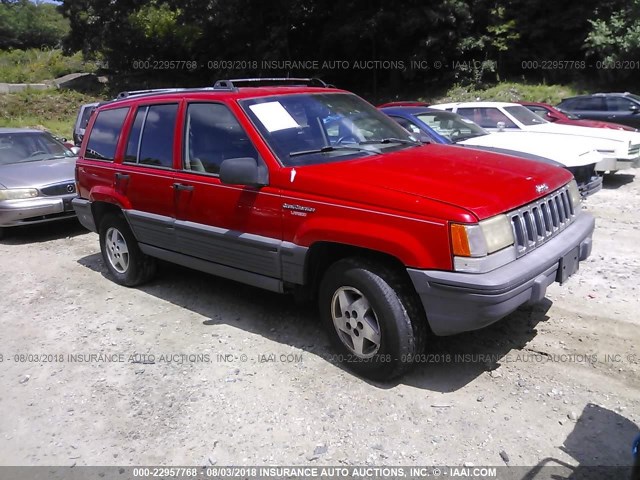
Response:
[407, 212, 595, 336]
[578, 175, 603, 198]
[71, 197, 97, 232]
[596, 156, 640, 172]
[0, 195, 76, 227]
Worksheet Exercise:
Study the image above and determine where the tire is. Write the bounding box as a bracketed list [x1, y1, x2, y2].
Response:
[0, 227, 5, 240]
[318, 257, 427, 381]
[99, 213, 156, 286]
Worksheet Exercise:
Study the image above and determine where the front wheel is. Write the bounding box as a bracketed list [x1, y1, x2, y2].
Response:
[319, 257, 426, 381]
[99, 213, 156, 286]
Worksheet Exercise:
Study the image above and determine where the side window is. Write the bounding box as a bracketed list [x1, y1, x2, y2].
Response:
[85, 107, 129, 161]
[607, 97, 635, 112]
[124, 107, 146, 163]
[528, 106, 548, 116]
[392, 116, 420, 134]
[391, 116, 431, 142]
[575, 97, 605, 111]
[478, 108, 517, 128]
[184, 103, 259, 175]
[131, 104, 179, 168]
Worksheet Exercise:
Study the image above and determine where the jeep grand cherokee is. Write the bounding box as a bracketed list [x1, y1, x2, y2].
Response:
[73, 78, 594, 380]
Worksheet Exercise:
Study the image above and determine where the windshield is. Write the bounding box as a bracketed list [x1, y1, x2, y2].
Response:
[0, 131, 74, 165]
[416, 111, 488, 142]
[240, 93, 419, 166]
[504, 105, 548, 126]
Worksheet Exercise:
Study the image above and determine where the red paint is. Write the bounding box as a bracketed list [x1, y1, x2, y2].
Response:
[76, 87, 572, 271]
[520, 102, 636, 131]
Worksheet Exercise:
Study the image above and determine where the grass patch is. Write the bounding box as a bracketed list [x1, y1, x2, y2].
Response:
[430, 82, 585, 105]
[0, 49, 98, 83]
[0, 89, 104, 139]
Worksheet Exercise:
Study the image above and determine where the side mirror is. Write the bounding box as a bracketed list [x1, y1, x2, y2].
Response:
[630, 105, 639, 113]
[496, 121, 506, 131]
[70, 146, 81, 155]
[219, 157, 268, 187]
[546, 112, 558, 122]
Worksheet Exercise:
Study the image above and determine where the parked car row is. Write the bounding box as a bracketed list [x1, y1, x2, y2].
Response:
[379, 106, 603, 198]
[1, 80, 633, 381]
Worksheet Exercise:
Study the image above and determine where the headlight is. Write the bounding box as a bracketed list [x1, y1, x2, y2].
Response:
[450, 214, 514, 257]
[567, 180, 581, 211]
[0, 188, 39, 201]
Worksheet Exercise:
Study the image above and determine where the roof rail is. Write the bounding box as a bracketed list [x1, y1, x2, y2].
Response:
[115, 88, 190, 100]
[212, 78, 330, 91]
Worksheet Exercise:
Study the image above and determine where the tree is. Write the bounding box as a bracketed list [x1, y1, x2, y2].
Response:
[0, 0, 69, 49]
[584, 0, 640, 84]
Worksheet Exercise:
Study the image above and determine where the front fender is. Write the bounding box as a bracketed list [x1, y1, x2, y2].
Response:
[294, 215, 451, 270]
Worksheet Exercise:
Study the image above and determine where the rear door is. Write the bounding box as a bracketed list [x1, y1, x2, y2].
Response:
[572, 97, 607, 121]
[172, 101, 284, 281]
[117, 102, 180, 251]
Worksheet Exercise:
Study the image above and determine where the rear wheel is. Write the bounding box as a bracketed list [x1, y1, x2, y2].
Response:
[99, 213, 156, 286]
[319, 257, 426, 381]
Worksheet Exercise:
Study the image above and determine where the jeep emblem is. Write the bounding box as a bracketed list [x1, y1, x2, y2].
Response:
[536, 183, 549, 194]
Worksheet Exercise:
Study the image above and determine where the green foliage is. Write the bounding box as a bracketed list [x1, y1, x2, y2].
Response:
[0, 0, 69, 49]
[0, 48, 97, 82]
[49, 0, 640, 91]
[0, 89, 103, 138]
[434, 82, 584, 104]
[585, 1, 640, 62]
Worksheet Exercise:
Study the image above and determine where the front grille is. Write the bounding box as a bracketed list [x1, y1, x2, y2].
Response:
[568, 165, 595, 186]
[509, 185, 575, 257]
[629, 144, 640, 157]
[40, 182, 76, 196]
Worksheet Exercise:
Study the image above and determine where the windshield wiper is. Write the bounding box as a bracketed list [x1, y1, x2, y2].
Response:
[289, 145, 372, 158]
[359, 137, 421, 146]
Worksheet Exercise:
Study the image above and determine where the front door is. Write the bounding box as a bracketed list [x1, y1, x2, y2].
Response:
[172, 102, 283, 279]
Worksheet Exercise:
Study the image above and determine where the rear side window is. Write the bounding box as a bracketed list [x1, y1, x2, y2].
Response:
[573, 97, 606, 111]
[183, 103, 258, 175]
[124, 104, 178, 168]
[85, 107, 129, 161]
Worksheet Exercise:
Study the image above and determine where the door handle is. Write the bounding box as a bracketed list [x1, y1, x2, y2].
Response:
[115, 172, 130, 180]
[172, 183, 194, 192]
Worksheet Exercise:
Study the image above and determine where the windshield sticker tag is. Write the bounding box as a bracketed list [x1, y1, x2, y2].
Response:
[249, 102, 299, 132]
[290, 168, 296, 183]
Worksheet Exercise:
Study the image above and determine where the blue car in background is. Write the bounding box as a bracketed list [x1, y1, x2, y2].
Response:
[379, 105, 602, 198]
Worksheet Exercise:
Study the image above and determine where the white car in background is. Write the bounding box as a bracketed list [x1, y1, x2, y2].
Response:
[431, 101, 640, 173]
[381, 106, 603, 197]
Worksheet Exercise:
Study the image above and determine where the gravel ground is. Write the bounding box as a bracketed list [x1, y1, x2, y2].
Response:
[0, 172, 638, 474]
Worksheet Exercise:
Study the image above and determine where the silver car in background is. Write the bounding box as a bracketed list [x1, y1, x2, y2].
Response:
[0, 128, 78, 239]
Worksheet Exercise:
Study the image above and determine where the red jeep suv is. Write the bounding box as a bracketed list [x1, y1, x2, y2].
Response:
[73, 78, 595, 380]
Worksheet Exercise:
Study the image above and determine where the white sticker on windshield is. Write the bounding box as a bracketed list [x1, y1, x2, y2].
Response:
[249, 102, 299, 132]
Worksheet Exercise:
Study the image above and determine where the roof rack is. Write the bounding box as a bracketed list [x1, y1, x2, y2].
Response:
[115, 88, 192, 100]
[212, 78, 330, 91]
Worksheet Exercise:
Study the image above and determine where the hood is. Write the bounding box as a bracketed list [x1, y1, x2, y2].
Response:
[460, 131, 603, 167]
[527, 123, 640, 145]
[282, 144, 572, 221]
[0, 156, 76, 189]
